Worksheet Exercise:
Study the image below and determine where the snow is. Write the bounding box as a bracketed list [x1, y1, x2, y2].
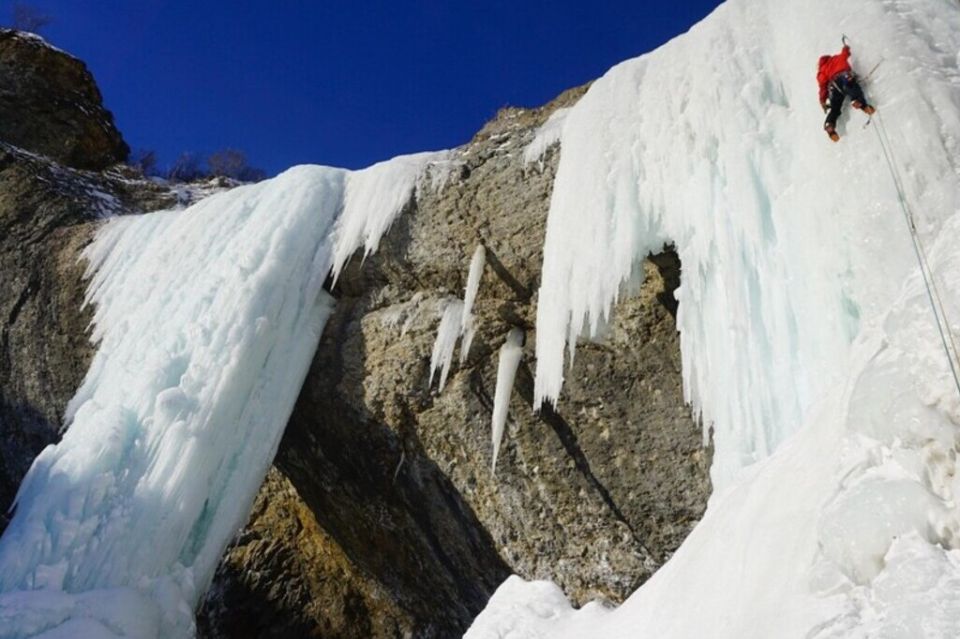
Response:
[4, 29, 71, 57]
[378, 291, 426, 337]
[166, 178, 238, 210]
[491, 328, 524, 472]
[471, 0, 960, 636]
[0, 153, 439, 637]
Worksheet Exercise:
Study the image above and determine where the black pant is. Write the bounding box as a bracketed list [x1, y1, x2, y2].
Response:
[825, 73, 868, 129]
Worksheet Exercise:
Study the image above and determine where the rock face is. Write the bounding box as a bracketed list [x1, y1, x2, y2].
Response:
[0, 143, 181, 534]
[197, 469, 417, 639]
[0, 29, 129, 170]
[0, 36, 711, 638]
[202, 88, 711, 636]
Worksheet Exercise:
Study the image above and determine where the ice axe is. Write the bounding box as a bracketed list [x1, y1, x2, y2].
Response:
[862, 59, 884, 83]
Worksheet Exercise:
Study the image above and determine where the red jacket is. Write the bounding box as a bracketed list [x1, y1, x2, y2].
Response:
[817, 46, 852, 104]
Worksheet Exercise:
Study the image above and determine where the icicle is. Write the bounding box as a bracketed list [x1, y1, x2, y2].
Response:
[430, 244, 486, 389]
[492, 328, 524, 472]
[330, 150, 451, 283]
[460, 245, 486, 363]
[429, 299, 464, 390]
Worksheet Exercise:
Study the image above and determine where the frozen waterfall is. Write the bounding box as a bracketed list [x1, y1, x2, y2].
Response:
[0, 153, 447, 638]
[471, 0, 960, 636]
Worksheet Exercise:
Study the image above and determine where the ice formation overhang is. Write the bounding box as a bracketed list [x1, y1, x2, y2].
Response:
[0, 152, 446, 637]
[532, 0, 960, 489]
[472, 0, 960, 636]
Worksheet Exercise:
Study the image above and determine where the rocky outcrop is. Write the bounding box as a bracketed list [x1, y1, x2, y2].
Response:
[198, 469, 417, 639]
[0, 34, 245, 517]
[201, 87, 711, 636]
[0, 143, 182, 533]
[0, 29, 128, 170]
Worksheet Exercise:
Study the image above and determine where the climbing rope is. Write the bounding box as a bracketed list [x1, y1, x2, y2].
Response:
[871, 110, 960, 400]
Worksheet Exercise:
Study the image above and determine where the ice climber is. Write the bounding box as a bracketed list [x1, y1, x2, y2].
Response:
[817, 38, 876, 142]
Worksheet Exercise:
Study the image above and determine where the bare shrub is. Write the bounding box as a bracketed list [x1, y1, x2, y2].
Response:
[11, 3, 52, 33]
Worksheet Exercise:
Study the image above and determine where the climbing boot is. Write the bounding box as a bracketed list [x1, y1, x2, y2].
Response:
[825, 123, 840, 142]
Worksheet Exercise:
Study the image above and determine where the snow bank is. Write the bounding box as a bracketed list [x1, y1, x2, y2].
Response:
[0, 153, 440, 636]
[472, 0, 960, 636]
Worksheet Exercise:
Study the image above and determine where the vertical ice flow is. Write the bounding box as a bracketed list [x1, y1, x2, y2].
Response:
[331, 151, 452, 281]
[532, 0, 960, 488]
[470, 0, 960, 637]
[0, 153, 444, 637]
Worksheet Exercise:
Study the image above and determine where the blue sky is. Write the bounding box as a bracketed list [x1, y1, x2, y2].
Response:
[18, 1, 724, 175]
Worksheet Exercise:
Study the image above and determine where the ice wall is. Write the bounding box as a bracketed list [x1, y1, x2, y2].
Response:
[533, 0, 960, 488]
[0, 153, 446, 637]
[471, 214, 960, 638]
[471, 0, 960, 636]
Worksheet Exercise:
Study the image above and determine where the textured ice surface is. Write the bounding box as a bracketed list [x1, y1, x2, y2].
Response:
[0, 154, 439, 637]
[472, 0, 960, 636]
[532, 0, 960, 488]
[331, 151, 451, 281]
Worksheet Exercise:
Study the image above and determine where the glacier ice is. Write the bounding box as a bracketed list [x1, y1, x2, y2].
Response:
[471, 0, 960, 636]
[0, 153, 445, 637]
